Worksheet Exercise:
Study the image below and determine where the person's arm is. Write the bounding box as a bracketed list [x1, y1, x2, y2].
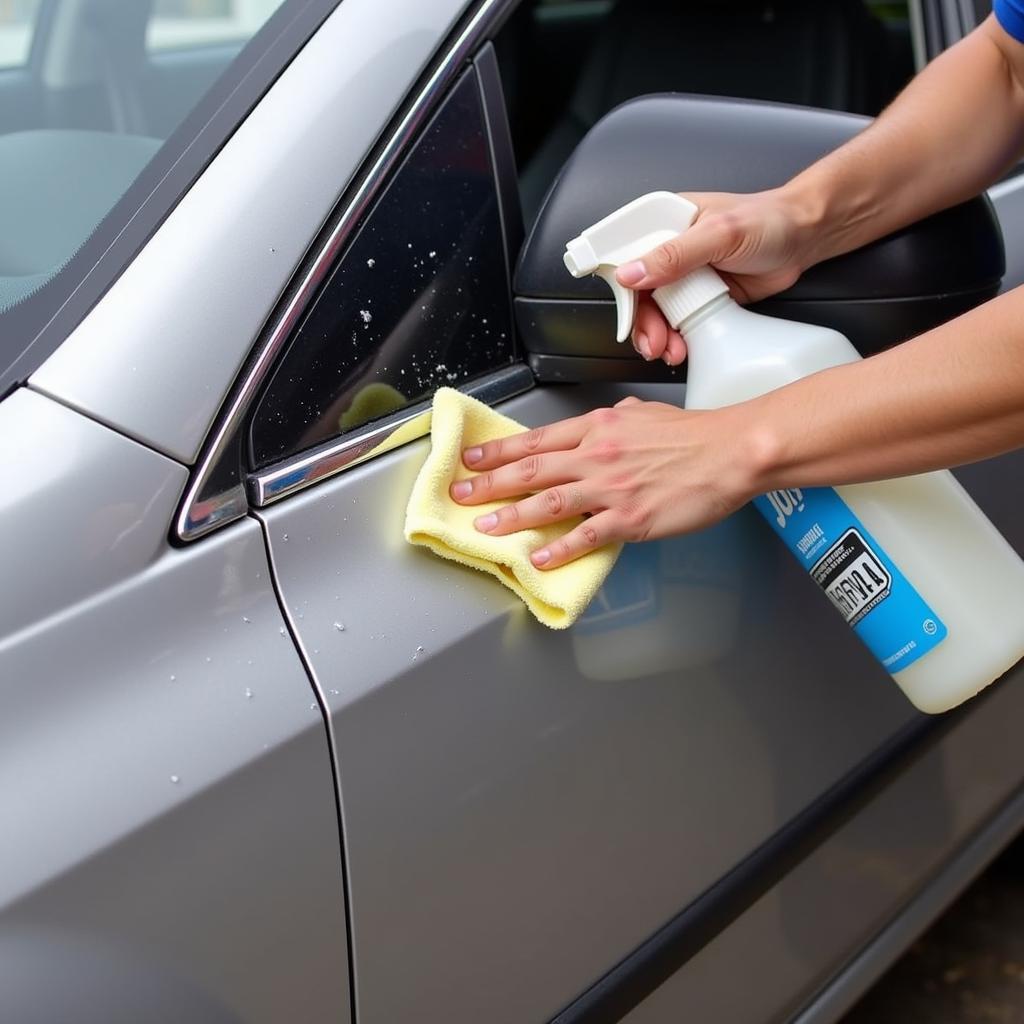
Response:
[447, 13, 1024, 569]
[450, 291, 1024, 569]
[621, 14, 1024, 366]
[745, 286, 1024, 489]
[788, 16, 1024, 257]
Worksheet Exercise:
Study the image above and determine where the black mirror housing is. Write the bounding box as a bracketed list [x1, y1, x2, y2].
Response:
[514, 95, 1004, 382]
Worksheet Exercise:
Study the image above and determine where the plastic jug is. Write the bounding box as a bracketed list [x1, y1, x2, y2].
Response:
[564, 191, 1024, 712]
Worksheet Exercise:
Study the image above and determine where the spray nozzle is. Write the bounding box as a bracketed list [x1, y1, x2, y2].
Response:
[563, 191, 728, 342]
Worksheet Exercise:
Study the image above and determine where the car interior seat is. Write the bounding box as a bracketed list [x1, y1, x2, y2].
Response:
[82, 0, 153, 136]
[519, 0, 894, 221]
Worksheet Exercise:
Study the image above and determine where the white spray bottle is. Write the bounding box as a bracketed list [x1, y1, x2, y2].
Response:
[564, 191, 1024, 713]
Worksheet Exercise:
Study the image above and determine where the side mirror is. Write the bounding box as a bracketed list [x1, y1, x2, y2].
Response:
[514, 95, 1004, 382]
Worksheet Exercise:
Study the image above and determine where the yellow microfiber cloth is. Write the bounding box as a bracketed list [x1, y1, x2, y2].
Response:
[405, 387, 622, 629]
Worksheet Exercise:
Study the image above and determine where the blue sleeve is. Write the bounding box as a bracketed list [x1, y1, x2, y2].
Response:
[995, 0, 1024, 42]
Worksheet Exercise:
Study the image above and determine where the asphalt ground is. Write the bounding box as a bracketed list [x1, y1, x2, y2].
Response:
[842, 833, 1024, 1023]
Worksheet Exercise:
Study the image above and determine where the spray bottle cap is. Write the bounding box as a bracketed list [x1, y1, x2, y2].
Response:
[563, 191, 729, 342]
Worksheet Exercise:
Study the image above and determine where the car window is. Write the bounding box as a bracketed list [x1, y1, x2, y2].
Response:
[147, 0, 278, 53]
[0, 0, 292, 389]
[249, 68, 517, 469]
[0, 0, 42, 69]
[498, 0, 918, 219]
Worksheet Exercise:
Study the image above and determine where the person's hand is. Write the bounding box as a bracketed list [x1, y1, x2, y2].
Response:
[617, 189, 815, 366]
[449, 397, 761, 569]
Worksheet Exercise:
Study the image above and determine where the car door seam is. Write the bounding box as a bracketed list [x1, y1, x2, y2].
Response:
[250, 508, 360, 1024]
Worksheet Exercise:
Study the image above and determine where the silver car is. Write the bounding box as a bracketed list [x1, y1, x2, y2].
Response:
[2, 1, 1022, 1022]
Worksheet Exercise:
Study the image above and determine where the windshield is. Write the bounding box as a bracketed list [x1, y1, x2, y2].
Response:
[0, 0, 301, 394]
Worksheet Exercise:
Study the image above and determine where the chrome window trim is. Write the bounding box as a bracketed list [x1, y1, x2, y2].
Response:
[251, 364, 533, 507]
[175, 0, 516, 543]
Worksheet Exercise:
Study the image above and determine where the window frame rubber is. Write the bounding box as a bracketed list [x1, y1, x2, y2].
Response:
[250, 364, 533, 507]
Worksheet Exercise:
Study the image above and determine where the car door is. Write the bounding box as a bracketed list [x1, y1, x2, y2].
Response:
[203, 5, 1022, 1020]
[27, 0, 1015, 1020]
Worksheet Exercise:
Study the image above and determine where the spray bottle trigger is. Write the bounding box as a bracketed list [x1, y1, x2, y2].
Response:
[596, 266, 637, 343]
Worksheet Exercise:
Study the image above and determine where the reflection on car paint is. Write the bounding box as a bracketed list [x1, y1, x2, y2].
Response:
[572, 517, 746, 681]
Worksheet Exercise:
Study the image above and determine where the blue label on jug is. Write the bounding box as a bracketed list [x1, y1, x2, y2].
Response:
[752, 487, 947, 672]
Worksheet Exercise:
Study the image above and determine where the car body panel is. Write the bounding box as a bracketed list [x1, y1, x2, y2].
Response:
[621, 622, 1024, 1023]
[29, 0, 472, 464]
[0, 388, 186, 637]
[255, 380, 980, 1023]
[0, 390, 349, 1022]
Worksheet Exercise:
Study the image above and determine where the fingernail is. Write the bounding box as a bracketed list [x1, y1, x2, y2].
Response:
[617, 260, 646, 286]
[635, 331, 652, 361]
[451, 480, 472, 499]
[532, 549, 551, 566]
[464, 446, 483, 465]
[475, 512, 498, 532]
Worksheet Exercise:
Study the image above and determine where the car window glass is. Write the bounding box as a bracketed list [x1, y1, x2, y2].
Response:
[0, 0, 286, 349]
[249, 69, 516, 469]
[0, 0, 42, 69]
[147, 0, 278, 53]
[498, 0, 917, 220]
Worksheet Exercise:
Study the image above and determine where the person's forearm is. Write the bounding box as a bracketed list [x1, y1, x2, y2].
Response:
[781, 17, 1024, 267]
[741, 286, 1024, 492]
